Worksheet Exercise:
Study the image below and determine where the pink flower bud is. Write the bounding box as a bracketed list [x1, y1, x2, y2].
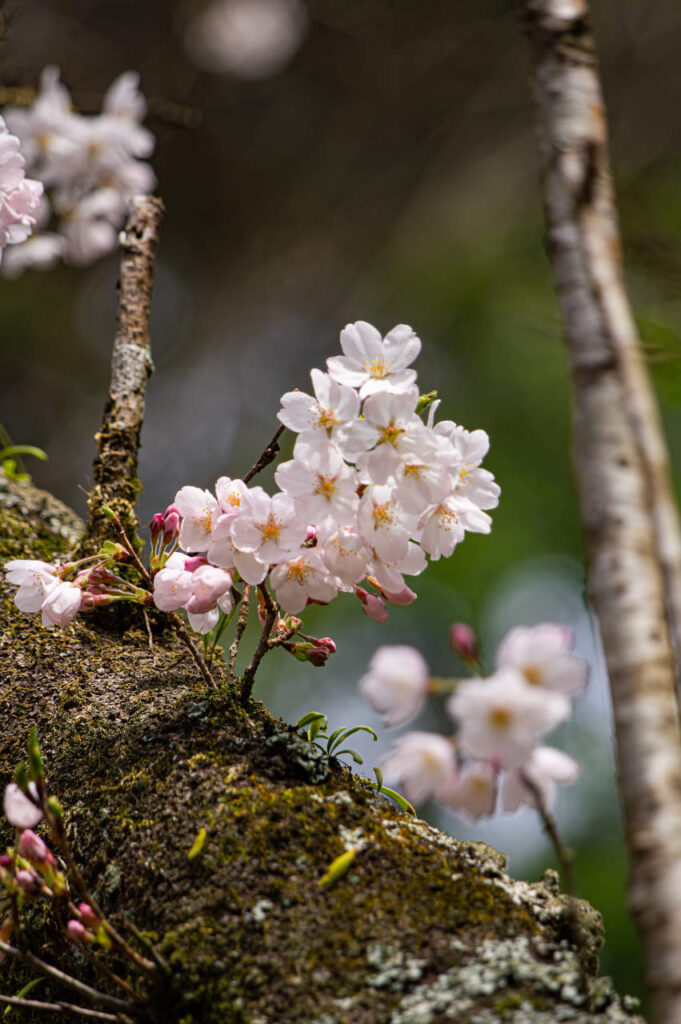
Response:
[354, 587, 388, 624]
[449, 623, 480, 664]
[305, 526, 317, 544]
[382, 584, 417, 607]
[17, 829, 55, 867]
[183, 555, 208, 573]
[164, 503, 180, 519]
[67, 919, 88, 942]
[162, 511, 181, 544]
[149, 513, 164, 543]
[79, 591, 97, 612]
[16, 868, 38, 894]
[0, 855, 11, 868]
[77, 903, 101, 929]
[308, 637, 336, 667]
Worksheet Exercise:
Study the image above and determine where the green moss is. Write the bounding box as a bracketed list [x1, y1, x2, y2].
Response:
[0, 475, 642, 1024]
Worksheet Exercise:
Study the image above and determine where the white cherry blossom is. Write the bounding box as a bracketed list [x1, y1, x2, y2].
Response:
[502, 746, 580, 812]
[231, 488, 307, 564]
[319, 525, 371, 586]
[327, 321, 421, 398]
[207, 514, 268, 585]
[4, 559, 59, 613]
[215, 476, 248, 517]
[368, 540, 427, 594]
[382, 731, 457, 804]
[153, 552, 194, 611]
[496, 623, 588, 696]
[4, 782, 43, 829]
[277, 368, 359, 443]
[358, 485, 415, 563]
[40, 580, 81, 628]
[269, 549, 338, 613]
[438, 762, 498, 821]
[275, 440, 358, 526]
[447, 668, 571, 769]
[175, 486, 220, 553]
[359, 645, 429, 726]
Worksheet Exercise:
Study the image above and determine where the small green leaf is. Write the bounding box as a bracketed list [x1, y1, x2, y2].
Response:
[333, 748, 363, 764]
[27, 727, 43, 779]
[308, 716, 328, 742]
[328, 724, 377, 754]
[416, 390, 438, 415]
[295, 711, 327, 730]
[4, 977, 44, 1015]
[0, 445, 48, 463]
[318, 848, 356, 887]
[375, 786, 416, 816]
[188, 827, 207, 860]
[325, 727, 346, 753]
[373, 767, 384, 791]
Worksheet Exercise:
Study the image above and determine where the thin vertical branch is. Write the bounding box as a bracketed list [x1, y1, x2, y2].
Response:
[87, 195, 164, 544]
[228, 585, 250, 679]
[520, 4, 681, 1022]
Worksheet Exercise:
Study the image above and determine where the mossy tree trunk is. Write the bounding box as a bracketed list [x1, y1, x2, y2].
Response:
[0, 469, 643, 1024]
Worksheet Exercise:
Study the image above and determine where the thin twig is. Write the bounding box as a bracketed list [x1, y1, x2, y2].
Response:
[521, 772, 575, 897]
[240, 589, 279, 702]
[228, 585, 250, 679]
[242, 425, 286, 484]
[0, 941, 133, 1012]
[122, 918, 171, 975]
[142, 609, 154, 651]
[0, 995, 122, 1021]
[167, 612, 217, 690]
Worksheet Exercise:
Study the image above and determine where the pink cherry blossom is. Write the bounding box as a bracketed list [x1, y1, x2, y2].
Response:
[4, 560, 59, 613]
[4, 782, 43, 829]
[496, 623, 588, 696]
[269, 549, 338, 613]
[41, 580, 81, 628]
[175, 486, 220, 552]
[231, 488, 306, 564]
[438, 763, 498, 821]
[326, 321, 421, 398]
[502, 746, 580, 812]
[277, 368, 359, 442]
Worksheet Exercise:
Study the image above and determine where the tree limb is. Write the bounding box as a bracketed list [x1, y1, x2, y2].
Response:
[520, 3, 681, 1021]
[87, 195, 164, 544]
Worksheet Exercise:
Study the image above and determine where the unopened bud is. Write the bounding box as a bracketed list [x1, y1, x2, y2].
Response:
[16, 868, 39, 894]
[77, 902, 101, 929]
[304, 526, 317, 545]
[149, 512, 164, 543]
[0, 855, 11, 869]
[164, 503, 180, 519]
[79, 591, 97, 613]
[66, 919, 88, 943]
[449, 622, 480, 665]
[382, 584, 417, 607]
[18, 829, 55, 867]
[354, 587, 388, 624]
[183, 554, 207, 573]
[162, 511, 181, 544]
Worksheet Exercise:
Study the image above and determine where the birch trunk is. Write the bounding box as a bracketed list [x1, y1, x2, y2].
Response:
[520, 3, 681, 1021]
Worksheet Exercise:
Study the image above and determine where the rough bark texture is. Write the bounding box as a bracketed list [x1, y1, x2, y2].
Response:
[87, 196, 164, 547]
[520, 3, 681, 1022]
[0, 470, 644, 1023]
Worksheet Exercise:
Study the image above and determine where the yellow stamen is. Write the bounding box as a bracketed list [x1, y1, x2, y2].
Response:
[488, 707, 512, 730]
[315, 475, 337, 501]
[258, 515, 281, 542]
[373, 502, 393, 529]
[365, 355, 388, 378]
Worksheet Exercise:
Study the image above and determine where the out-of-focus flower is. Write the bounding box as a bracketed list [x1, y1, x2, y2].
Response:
[359, 645, 429, 726]
[3, 782, 43, 829]
[184, 0, 308, 79]
[0, 117, 43, 263]
[496, 623, 589, 696]
[382, 731, 457, 804]
[438, 762, 498, 821]
[502, 745, 580, 812]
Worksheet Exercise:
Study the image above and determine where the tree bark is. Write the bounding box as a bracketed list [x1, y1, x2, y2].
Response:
[520, 3, 681, 1021]
[0, 470, 643, 1023]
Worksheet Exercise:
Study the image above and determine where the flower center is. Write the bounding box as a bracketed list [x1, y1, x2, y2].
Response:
[523, 665, 542, 685]
[286, 558, 312, 584]
[258, 515, 281, 543]
[372, 501, 394, 530]
[488, 707, 512, 730]
[365, 355, 388, 378]
[314, 475, 337, 501]
[403, 463, 423, 478]
[378, 424, 404, 448]
[195, 507, 213, 536]
[316, 406, 338, 430]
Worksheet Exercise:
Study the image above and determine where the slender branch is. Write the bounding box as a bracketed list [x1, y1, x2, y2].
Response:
[242, 425, 286, 485]
[521, 772, 575, 897]
[0, 941, 134, 1013]
[228, 585, 250, 679]
[520, 5, 681, 1021]
[0, 995, 123, 1021]
[167, 612, 217, 690]
[87, 195, 164, 545]
[240, 589, 278, 702]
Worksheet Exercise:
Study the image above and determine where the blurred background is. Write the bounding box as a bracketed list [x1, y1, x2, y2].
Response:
[5, 0, 681, 1010]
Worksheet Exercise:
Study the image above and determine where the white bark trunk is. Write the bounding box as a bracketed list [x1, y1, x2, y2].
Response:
[520, 3, 681, 1021]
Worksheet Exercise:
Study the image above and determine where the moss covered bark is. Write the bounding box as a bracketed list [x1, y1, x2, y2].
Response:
[0, 471, 643, 1023]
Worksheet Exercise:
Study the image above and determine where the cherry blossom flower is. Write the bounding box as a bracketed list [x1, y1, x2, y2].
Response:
[502, 746, 580, 812]
[4, 560, 59, 613]
[359, 645, 429, 726]
[368, 540, 427, 595]
[438, 763, 498, 821]
[354, 586, 388, 623]
[0, 117, 43, 262]
[207, 515, 268, 585]
[496, 623, 589, 696]
[433, 421, 501, 511]
[269, 549, 338, 613]
[277, 369, 359, 443]
[447, 668, 571, 769]
[327, 321, 421, 398]
[153, 552, 194, 611]
[382, 732, 457, 804]
[319, 526, 371, 586]
[40, 580, 82, 628]
[185, 565, 233, 616]
[231, 488, 307, 564]
[3, 67, 75, 184]
[275, 440, 358, 526]
[3, 782, 43, 829]
[215, 476, 248, 516]
[358, 485, 415, 563]
[175, 486, 221, 553]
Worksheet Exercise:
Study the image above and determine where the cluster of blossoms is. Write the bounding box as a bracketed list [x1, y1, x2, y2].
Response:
[1, 67, 155, 275]
[152, 320, 499, 632]
[361, 623, 586, 819]
[0, 117, 43, 265]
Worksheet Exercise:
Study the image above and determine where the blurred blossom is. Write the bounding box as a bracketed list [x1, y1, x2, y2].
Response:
[184, 0, 308, 79]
